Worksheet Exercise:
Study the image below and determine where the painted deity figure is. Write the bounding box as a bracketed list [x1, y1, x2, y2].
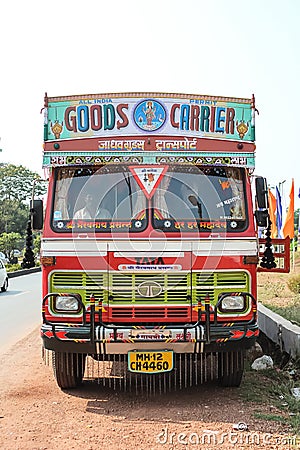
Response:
[143, 101, 156, 126]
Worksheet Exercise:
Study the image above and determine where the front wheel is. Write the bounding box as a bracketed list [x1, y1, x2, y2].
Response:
[218, 351, 245, 387]
[52, 352, 86, 389]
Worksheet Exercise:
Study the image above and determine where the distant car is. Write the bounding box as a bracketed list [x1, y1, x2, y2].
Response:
[0, 252, 9, 265]
[0, 259, 8, 292]
[13, 249, 22, 257]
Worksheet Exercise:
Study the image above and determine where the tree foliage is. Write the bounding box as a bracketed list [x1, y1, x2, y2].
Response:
[0, 232, 22, 262]
[0, 199, 29, 234]
[0, 163, 47, 202]
[0, 163, 47, 236]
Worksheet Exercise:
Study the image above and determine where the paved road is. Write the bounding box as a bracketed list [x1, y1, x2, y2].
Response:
[0, 272, 41, 354]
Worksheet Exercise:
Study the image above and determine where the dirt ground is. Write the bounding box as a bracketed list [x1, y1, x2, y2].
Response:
[257, 252, 300, 309]
[1, 255, 299, 450]
[0, 328, 298, 450]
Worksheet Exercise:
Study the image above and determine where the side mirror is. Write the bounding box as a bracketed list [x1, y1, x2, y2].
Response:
[255, 177, 268, 209]
[255, 209, 269, 228]
[31, 199, 43, 230]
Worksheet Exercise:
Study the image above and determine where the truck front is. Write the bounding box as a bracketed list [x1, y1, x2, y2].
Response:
[40, 92, 261, 390]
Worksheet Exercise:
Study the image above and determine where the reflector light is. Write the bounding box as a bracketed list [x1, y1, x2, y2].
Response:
[40, 256, 56, 266]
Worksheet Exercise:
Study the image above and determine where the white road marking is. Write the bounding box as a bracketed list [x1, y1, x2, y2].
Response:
[13, 290, 31, 297]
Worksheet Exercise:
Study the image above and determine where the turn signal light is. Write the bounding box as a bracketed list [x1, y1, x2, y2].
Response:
[243, 255, 259, 265]
[40, 256, 56, 266]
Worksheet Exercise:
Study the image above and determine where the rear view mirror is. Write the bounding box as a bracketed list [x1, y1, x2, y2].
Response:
[255, 177, 268, 209]
[31, 199, 44, 230]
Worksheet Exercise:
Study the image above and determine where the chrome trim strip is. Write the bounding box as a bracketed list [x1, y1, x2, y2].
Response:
[41, 238, 258, 257]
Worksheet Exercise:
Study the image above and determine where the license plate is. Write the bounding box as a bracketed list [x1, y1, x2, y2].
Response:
[128, 350, 173, 373]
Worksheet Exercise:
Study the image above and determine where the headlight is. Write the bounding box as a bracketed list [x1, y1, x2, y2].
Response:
[220, 295, 245, 312]
[54, 295, 80, 312]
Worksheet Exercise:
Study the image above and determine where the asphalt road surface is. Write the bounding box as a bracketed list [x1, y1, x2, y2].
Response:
[0, 271, 41, 354]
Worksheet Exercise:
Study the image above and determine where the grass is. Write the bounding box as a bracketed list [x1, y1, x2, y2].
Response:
[253, 253, 300, 434]
[253, 412, 287, 424]
[258, 251, 300, 326]
[258, 280, 300, 326]
[266, 299, 300, 327]
[241, 366, 300, 435]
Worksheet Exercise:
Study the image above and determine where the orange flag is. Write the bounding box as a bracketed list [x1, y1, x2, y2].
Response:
[268, 189, 277, 238]
[283, 179, 294, 238]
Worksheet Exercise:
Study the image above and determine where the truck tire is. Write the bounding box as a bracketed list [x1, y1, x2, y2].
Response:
[217, 351, 244, 387]
[53, 352, 86, 389]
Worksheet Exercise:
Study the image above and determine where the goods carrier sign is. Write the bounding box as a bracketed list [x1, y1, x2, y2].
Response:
[44, 93, 255, 143]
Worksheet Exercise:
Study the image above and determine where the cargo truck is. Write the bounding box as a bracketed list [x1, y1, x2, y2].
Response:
[34, 92, 289, 390]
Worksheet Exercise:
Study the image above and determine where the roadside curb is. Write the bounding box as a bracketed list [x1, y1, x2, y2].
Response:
[258, 303, 300, 359]
[7, 267, 41, 278]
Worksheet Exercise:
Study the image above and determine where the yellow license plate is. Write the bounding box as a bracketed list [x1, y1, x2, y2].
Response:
[128, 350, 173, 373]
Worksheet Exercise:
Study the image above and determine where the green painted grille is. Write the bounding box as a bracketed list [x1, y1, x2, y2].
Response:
[50, 270, 249, 305]
[194, 271, 248, 303]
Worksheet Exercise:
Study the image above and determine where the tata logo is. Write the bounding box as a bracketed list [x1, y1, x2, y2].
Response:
[137, 281, 163, 298]
[135, 257, 165, 265]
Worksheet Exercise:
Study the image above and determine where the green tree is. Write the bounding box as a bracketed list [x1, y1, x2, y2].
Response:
[0, 163, 47, 236]
[0, 199, 28, 234]
[0, 232, 22, 262]
[33, 233, 41, 257]
[0, 163, 46, 202]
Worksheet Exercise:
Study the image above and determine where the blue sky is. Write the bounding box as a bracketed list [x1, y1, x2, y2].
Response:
[0, 0, 299, 208]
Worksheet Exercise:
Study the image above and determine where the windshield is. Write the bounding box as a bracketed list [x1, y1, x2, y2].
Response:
[51, 165, 247, 233]
[52, 165, 147, 232]
[152, 166, 247, 232]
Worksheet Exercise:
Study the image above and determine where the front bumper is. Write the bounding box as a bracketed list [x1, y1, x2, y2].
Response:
[41, 320, 259, 354]
[41, 290, 259, 354]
